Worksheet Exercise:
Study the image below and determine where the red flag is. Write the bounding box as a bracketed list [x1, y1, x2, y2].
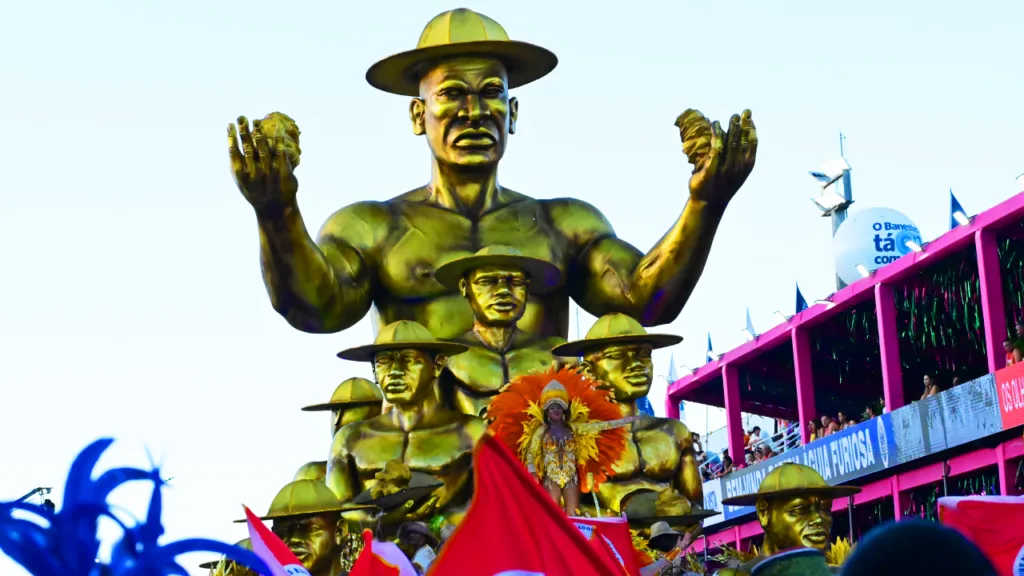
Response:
[938, 496, 1024, 576]
[350, 529, 418, 576]
[242, 504, 311, 576]
[429, 433, 622, 576]
[571, 516, 640, 576]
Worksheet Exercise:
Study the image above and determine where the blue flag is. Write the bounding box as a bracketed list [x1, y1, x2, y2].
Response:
[745, 307, 756, 338]
[796, 284, 809, 313]
[809, 171, 832, 183]
[636, 396, 655, 416]
[706, 333, 714, 363]
[950, 189, 968, 229]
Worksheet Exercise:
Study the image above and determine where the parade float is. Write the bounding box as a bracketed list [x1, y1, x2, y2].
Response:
[3, 5, 1022, 576]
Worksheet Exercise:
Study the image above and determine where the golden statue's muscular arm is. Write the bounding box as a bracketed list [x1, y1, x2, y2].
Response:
[257, 201, 387, 333]
[326, 424, 361, 502]
[550, 196, 726, 326]
[669, 420, 703, 505]
[550, 110, 756, 325]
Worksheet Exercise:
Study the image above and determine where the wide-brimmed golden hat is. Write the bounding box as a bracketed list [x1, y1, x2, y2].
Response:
[338, 320, 467, 362]
[720, 463, 861, 507]
[366, 8, 558, 97]
[434, 245, 561, 294]
[551, 313, 683, 357]
[233, 479, 375, 523]
[301, 377, 384, 412]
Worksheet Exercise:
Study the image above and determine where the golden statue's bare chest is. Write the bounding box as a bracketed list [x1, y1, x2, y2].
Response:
[348, 423, 473, 480]
[377, 200, 567, 300]
[608, 423, 680, 480]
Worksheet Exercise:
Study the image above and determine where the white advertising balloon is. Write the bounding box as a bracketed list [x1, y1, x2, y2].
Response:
[832, 207, 923, 285]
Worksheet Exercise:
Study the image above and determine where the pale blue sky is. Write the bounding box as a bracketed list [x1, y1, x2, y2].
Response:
[2, 0, 1022, 573]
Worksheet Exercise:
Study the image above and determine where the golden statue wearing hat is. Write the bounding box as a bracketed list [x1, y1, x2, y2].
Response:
[327, 320, 486, 525]
[236, 479, 365, 576]
[716, 463, 861, 575]
[434, 245, 567, 417]
[200, 539, 256, 576]
[294, 377, 384, 483]
[226, 8, 757, 344]
[553, 313, 704, 519]
[488, 367, 639, 514]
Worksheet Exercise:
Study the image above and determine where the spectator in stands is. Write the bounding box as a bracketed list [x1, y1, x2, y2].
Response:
[807, 420, 820, 442]
[746, 451, 756, 466]
[692, 432, 705, 462]
[864, 405, 877, 420]
[920, 373, 941, 399]
[951, 376, 962, 387]
[719, 455, 735, 476]
[820, 415, 839, 437]
[762, 445, 775, 459]
[750, 425, 768, 447]
[844, 416, 858, 429]
[1004, 339, 1022, 366]
[837, 411, 848, 428]
[1016, 320, 1024, 349]
[743, 430, 751, 447]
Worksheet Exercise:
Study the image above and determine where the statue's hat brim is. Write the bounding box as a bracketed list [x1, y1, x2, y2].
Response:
[338, 340, 467, 363]
[337, 320, 468, 362]
[434, 247, 561, 294]
[366, 40, 558, 97]
[301, 377, 384, 411]
[720, 485, 860, 507]
[551, 333, 682, 357]
[232, 503, 378, 523]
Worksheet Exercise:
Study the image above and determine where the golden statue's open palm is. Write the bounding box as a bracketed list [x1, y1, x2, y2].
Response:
[228, 115, 298, 212]
[675, 109, 757, 207]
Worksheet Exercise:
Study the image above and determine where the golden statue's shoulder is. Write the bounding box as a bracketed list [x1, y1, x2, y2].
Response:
[541, 197, 615, 241]
[317, 200, 393, 248]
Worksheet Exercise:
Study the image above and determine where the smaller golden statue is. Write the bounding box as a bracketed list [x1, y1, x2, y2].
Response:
[434, 245, 565, 417]
[235, 479, 368, 576]
[716, 463, 860, 575]
[327, 320, 486, 526]
[487, 367, 639, 514]
[552, 313, 703, 517]
[294, 377, 384, 482]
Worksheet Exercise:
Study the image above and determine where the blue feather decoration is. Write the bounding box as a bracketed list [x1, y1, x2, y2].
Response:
[0, 438, 270, 576]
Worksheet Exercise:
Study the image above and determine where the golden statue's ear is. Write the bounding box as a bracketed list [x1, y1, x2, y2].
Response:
[508, 97, 518, 135]
[458, 277, 468, 297]
[434, 353, 448, 376]
[410, 98, 426, 136]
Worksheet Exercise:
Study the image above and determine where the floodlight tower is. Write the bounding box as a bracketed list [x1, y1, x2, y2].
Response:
[808, 134, 854, 290]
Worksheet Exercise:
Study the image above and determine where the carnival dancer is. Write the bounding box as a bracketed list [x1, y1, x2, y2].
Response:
[487, 367, 639, 514]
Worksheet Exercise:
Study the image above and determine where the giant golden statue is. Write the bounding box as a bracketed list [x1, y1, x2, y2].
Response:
[552, 313, 703, 519]
[716, 463, 860, 575]
[327, 321, 486, 525]
[434, 245, 565, 417]
[226, 8, 757, 341]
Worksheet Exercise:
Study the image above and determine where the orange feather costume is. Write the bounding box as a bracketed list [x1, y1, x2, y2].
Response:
[487, 367, 635, 493]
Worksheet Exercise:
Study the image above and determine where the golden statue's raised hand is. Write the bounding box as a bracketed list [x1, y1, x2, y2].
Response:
[228, 114, 300, 213]
[675, 109, 757, 207]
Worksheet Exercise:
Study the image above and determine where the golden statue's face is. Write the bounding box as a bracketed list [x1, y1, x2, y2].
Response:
[373, 349, 444, 406]
[583, 343, 654, 402]
[272, 514, 341, 572]
[332, 403, 384, 436]
[459, 266, 529, 326]
[758, 495, 833, 551]
[411, 57, 518, 169]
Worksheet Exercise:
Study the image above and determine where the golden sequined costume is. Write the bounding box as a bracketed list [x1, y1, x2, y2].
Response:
[488, 367, 636, 493]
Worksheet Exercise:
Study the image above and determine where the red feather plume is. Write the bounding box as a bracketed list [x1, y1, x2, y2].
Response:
[486, 366, 629, 492]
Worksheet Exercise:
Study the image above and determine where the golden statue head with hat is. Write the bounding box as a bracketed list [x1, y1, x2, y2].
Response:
[365, 8, 557, 172]
[235, 479, 373, 576]
[553, 312, 682, 402]
[721, 463, 860, 558]
[301, 376, 384, 435]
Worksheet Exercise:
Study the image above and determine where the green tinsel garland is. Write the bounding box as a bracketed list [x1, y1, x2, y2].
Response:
[998, 233, 1024, 325]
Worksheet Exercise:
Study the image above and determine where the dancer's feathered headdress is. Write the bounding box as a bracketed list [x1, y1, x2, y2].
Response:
[0, 438, 268, 576]
[487, 367, 629, 493]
